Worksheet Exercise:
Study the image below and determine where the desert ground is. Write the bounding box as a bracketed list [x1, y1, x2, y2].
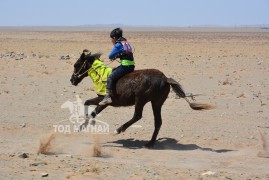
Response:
[0, 27, 269, 179]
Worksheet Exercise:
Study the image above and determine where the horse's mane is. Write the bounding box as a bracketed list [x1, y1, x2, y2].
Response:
[83, 52, 103, 63]
[90, 53, 102, 60]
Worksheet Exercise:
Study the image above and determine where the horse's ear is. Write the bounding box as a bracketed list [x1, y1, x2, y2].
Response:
[96, 53, 102, 59]
[83, 49, 91, 56]
[92, 52, 103, 60]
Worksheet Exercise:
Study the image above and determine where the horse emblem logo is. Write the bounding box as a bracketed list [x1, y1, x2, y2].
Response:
[54, 95, 109, 134]
[60, 95, 93, 124]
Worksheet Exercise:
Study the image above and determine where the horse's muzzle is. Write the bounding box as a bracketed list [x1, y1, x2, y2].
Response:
[70, 75, 78, 86]
[70, 80, 77, 86]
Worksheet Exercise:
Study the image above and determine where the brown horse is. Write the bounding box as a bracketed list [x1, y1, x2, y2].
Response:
[70, 50, 213, 148]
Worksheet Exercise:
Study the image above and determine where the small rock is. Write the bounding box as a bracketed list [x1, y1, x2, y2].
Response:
[15, 57, 23, 60]
[18, 152, 29, 158]
[60, 55, 70, 60]
[59, 154, 73, 158]
[20, 123, 26, 128]
[201, 171, 216, 176]
[236, 93, 246, 98]
[41, 173, 48, 177]
[30, 162, 48, 166]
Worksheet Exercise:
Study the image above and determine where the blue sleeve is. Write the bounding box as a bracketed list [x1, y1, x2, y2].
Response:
[108, 43, 124, 60]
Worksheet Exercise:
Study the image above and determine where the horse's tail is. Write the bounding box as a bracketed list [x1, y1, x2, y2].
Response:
[166, 78, 215, 110]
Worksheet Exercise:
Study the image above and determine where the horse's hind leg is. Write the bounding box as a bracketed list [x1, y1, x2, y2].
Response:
[115, 100, 146, 134]
[144, 102, 162, 148]
[145, 82, 170, 148]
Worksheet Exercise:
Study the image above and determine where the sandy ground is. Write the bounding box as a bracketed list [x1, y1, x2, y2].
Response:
[0, 27, 269, 179]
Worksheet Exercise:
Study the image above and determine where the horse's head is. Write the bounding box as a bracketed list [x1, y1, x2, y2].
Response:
[70, 49, 102, 86]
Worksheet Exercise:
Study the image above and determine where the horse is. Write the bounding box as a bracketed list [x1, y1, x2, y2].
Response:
[70, 50, 214, 148]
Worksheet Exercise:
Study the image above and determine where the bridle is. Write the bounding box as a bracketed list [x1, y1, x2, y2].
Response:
[72, 57, 119, 82]
[73, 59, 92, 78]
[73, 58, 111, 81]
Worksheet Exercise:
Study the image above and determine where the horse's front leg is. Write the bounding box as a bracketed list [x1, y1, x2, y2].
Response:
[80, 105, 108, 131]
[79, 96, 103, 131]
[84, 97, 103, 123]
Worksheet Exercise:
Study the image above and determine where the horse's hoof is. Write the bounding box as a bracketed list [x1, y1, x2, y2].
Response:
[90, 120, 96, 126]
[113, 129, 120, 136]
[79, 120, 89, 132]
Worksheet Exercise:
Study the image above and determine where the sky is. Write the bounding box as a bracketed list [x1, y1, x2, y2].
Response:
[0, 0, 268, 27]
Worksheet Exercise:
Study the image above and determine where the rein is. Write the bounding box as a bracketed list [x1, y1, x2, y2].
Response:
[73, 60, 92, 78]
[73, 59, 114, 83]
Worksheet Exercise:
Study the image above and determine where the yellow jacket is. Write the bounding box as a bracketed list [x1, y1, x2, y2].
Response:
[88, 60, 112, 95]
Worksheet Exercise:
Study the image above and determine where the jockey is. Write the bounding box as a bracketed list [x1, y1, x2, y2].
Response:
[99, 28, 135, 105]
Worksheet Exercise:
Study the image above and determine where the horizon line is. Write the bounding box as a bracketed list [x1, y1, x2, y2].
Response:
[0, 24, 269, 28]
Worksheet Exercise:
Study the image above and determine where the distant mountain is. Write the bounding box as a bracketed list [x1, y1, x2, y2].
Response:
[78, 24, 269, 29]
[79, 24, 125, 27]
